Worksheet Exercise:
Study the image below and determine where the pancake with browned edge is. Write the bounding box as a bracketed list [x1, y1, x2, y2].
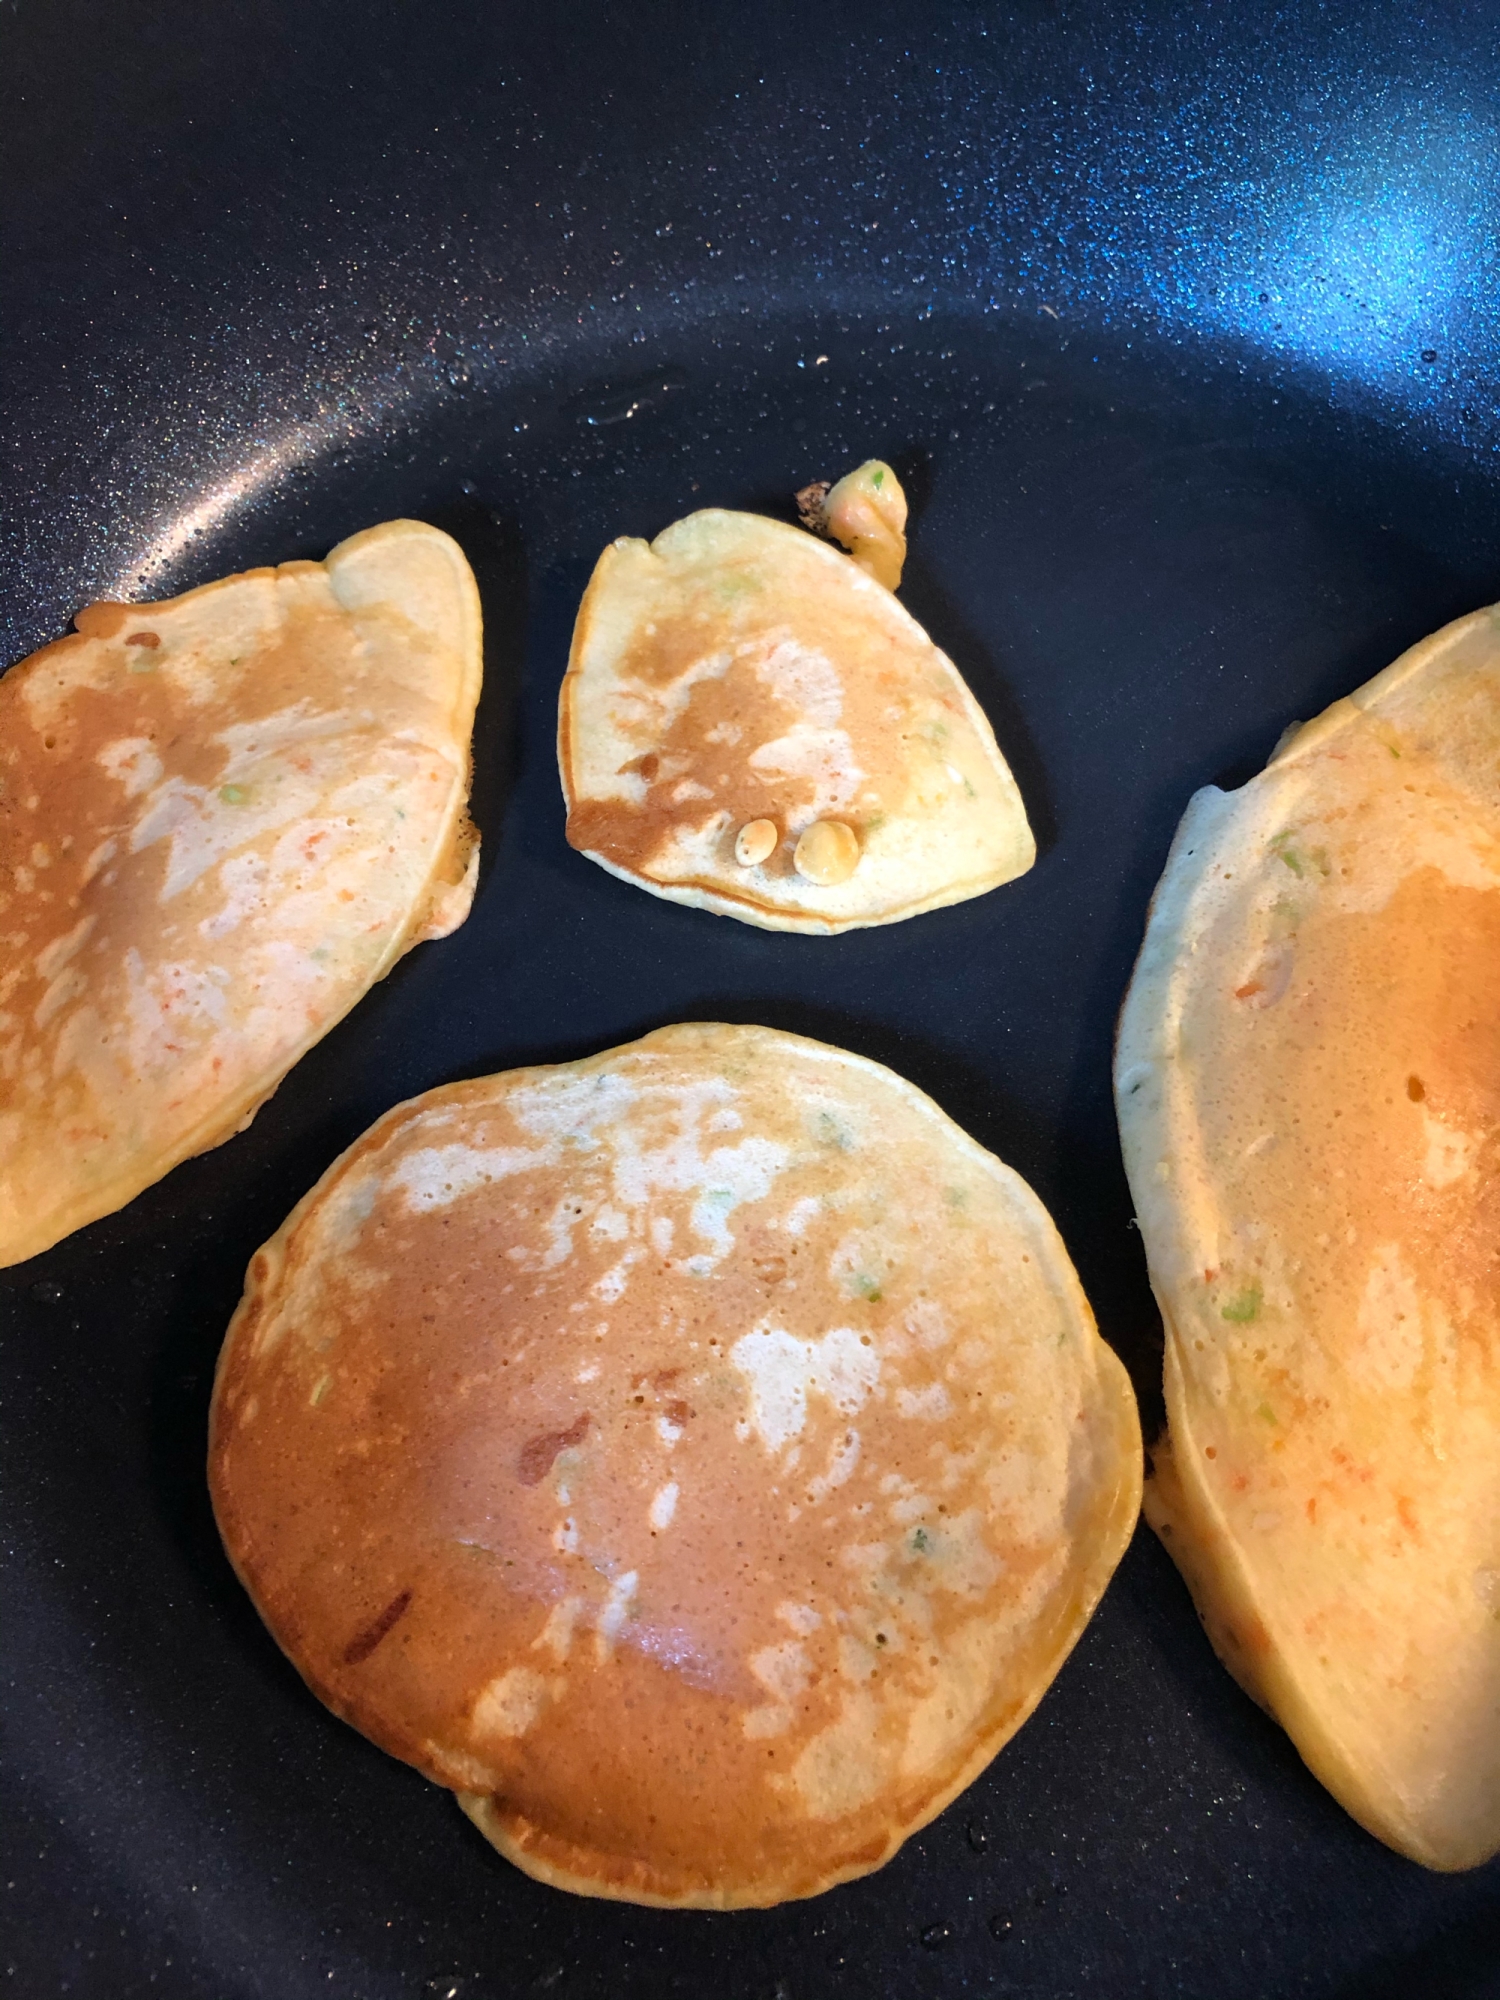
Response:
[558, 464, 1034, 932]
[0, 520, 482, 1268]
[211, 1022, 1140, 1907]
[1116, 600, 1500, 1869]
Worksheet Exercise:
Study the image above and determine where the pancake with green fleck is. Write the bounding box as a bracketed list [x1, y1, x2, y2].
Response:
[558, 463, 1035, 933]
[210, 1022, 1140, 1908]
[0, 520, 482, 1267]
[1117, 599, 1500, 1870]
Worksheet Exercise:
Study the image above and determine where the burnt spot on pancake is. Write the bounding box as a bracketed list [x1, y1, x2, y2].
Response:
[518, 1412, 591, 1487]
[343, 1588, 414, 1666]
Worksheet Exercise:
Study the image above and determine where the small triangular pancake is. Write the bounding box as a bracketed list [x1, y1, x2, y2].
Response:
[558, 467, 1034, 933]
[0, 520, 482, 1267]
[1117, 600, 1500, 1869]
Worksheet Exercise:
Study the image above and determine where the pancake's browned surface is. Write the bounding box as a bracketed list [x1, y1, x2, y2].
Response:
[210, 1023, 1139, 1908]
[0, 521, 481, 1267]
[1116, 603, 1500, 1869]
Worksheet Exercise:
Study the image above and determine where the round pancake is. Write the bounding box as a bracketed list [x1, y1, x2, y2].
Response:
[0, 520, 481, 1268]
[1116, 601, 1500, 1869]
[558, 494, 1035, 933]
[210, 1022, 1140, 1908]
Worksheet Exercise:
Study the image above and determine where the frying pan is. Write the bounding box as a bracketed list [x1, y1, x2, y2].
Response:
[5, 2, 1500, 1993]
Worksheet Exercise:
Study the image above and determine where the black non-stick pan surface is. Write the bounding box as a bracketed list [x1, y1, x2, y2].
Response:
[6, 3, 1500, 1994]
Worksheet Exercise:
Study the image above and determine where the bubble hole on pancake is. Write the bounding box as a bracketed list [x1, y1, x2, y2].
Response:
[1116, 600, 1500, 1870]
[557, 485, 1035, 934]
[209, 1022, 1140, 1909]
[0, 521, 482, 1268]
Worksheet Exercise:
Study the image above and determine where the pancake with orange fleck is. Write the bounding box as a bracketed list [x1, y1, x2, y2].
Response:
[0, 520, 482, 1268]
[558, 463, 1034, 933]
[1117, 599, 1500, 1869]
[210, 1022, 1140, 1908]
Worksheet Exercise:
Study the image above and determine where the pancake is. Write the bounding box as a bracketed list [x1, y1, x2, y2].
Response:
[0, 520, 482, 1268]
[209, 1022, 1140, 1908]
[1115, 600, 1500, 1869]
[557, 464, 1035, 933]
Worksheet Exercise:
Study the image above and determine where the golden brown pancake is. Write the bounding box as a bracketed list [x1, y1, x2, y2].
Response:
[1116, 601, 1500, 1869]
[210, 1022, 1140, 1908]
[0, 520, 482, 1268]
[558, 465, 1035, 933]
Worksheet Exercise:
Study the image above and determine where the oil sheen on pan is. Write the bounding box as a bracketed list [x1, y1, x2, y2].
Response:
[0, 520, 483, 1267]
[1115, 600, 1500, 1870]
[558, 464, 1035, 933]
[209, 1022, 1141, 1908]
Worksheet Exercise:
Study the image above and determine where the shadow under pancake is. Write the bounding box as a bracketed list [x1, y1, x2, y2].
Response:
[420, 496, 529, 894]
